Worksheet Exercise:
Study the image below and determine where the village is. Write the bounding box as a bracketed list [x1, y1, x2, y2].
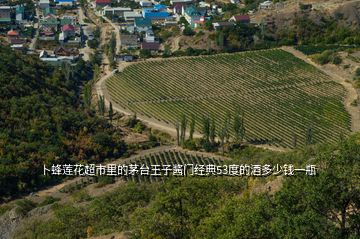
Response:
[0, 0, 284, 65]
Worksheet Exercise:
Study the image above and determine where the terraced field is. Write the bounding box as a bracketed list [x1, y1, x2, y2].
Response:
[106, 49, 351, 148]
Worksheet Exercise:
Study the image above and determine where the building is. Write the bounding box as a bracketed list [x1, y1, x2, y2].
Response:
[144, 29, 155, 42]
[229, 15, 250, 24]
[170, 0, 193, 4]
[142, 5, 170, 20]
[123, 11, 143, 22]
[15, 5, 25, 23]
[120, 34, 138, 49]
[102, 6, 132, 17]
[259, 0, 273, 10]
[54, 46, 79, 56]
[141, 42, 160, 51]
[55, 0, 76, 6]
[134, 17, 152, 32]
[183, 5, 206, 28]
[7, 30, 25, 44]
[139, 0, 152, 7]
[39, 0, 50, 9]
[39, 50, 77, 64]
[95, 0, 111, 8]
[0, 6, 11, 24]
[43, 7, 55, 17]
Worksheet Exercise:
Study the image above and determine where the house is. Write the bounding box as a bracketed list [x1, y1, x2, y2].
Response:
[40, 16, 59, 31]
[15, 5, 25, 23]
[212, 21, 234, 30]
[102, 6, 132, 17]
[39, 50, 77, 64]
[120, 34, 138, 49]
[141, 42, 160, 51]
[123, 11, 143, 22]
[259, 0, 273, 10]
[144, 29, 155, 42]
[134, 17, 152, 32]
[230, 0, 239, 4]
[95, 0, 111, 8]
[7, 30, 25, 44]
[183, 5, 206, 28]
[0, 6, 11, 24]
[39, 0, 50, 9]
[142, 5, 170, 21]
[171, 3, 187, 15]
[229, 15, 250, 24]
[54, 46, 79, 56]
[61, 24, 76, 38]
[43, 7, 55, 17]
[55, 0, 76, 6]
[117, 54, 134, 62]
[140, 0, 152, 7]
[170, 0, 193, 4]
[60, 15, 77, 26]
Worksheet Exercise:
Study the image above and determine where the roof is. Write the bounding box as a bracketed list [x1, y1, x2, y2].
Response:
[213, 22, 234, 27]
[231, 15, 250, 22]
[141, 42, 160, 50]
[124, 11, 143, 19]
[153, 4, 167, 11]
[7, 30, 19, 36]
[62, 24, 75, 31]
[16, 6, 25, 14]
[60, 18, 72, 25]
[135, 17, 152, 27]
[143, 9, 170, 19]
[184, 6, 206, 17]
[0, 6, 11, 10]
[120, 34, 138, 45]
[56, 0, 75, 2]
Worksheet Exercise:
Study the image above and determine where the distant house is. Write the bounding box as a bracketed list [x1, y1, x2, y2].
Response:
[60, 16, 77, 26]
[229, 15, 250, 24]
[61, 24, 75, 38]
[117, 54, 134, 62]
[39, 0, 50, 9]
[212, 21, 234, 30]
[43, 7, 55, 17]
[171, 3, 187, 15]
[7, 29, 25, 44]
[259, 0, 273, 10]
[54, 46, 79, 56]
[0, 6, 11, 24]
[55, 0, 76, 6]
[144, 29, 155, 42]
[170, 0, 193, 4]
[95, 0, 111, 8]
[120, 34, 138, 49]
[102, 6, 132, 17]
[39, 50, 77, 64]
[123, 11, 143, 22]
[142, 5, 170, 21]
[134, 17, 152, 32]
[15, 5, 25, 23]
[139, 0, 152, 7]
[183, 5, 206, 28]
[141, 42, 160, 51]
[40, 16, 59, 31]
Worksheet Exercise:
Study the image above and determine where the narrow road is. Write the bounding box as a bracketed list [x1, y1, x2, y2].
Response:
[29, 7, 40, 50]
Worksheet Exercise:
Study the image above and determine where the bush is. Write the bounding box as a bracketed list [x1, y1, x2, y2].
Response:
[71, 189, 92, 203]
[183, 26, 195, 36]
[97, 176, 115, 187]
[38, 196, 60, 207]
[15, 199, 37, 216]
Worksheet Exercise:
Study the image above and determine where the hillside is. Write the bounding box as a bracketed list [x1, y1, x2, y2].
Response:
[0, 46, 126, 201]
[106, 49, 350, 148]
[4, 135, 360, 239]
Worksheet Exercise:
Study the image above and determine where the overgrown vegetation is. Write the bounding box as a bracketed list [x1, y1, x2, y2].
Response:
[0, 46, 126, 201]
[13, 135, 360, 239]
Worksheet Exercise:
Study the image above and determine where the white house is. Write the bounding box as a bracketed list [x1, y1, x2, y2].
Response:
[144, 29, 155, 43]
[259, 0, 273, 10]
[102, 6, 132, 17]
[39, 0, 50, 9]
[140, 0, 152, 7]
[123, 11, 142, 22]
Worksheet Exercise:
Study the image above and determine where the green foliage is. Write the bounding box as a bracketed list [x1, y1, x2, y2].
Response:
[183, 26, 195, 36]
[0, 46, 127, 201]
[38, 196, 60, 207]
[312, 50, 343, 65]
[15, 199, 37, 216]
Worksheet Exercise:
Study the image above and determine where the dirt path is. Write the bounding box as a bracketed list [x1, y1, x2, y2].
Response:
[282, 46, 360, 133]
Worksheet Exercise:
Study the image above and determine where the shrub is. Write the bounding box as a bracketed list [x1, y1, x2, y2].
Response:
[15, 199, 37, 216]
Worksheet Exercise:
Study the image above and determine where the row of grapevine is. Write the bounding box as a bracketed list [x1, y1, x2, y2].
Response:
[106, 49, 351, 148]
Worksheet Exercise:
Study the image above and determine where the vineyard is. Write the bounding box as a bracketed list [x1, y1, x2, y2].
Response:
[106, 49, 351, 148]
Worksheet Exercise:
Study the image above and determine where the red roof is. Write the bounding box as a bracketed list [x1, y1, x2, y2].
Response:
[7, 30, 19, 36]
[62, 24, 75, 32]
[232, 15, 250, 22]
[95, 0, 111, 3]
